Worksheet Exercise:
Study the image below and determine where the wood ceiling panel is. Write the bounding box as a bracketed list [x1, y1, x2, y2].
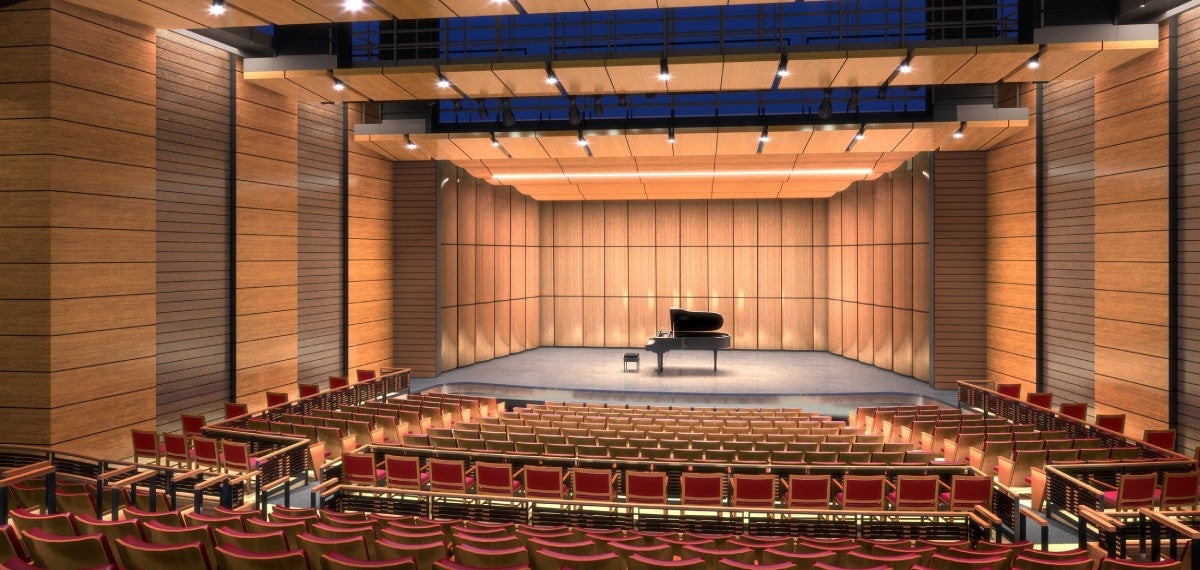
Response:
[492, 135, 550, 159]
[935, 120, 1011, 151]
[721, 53, 781, 91]
[625, 130, 675, 157]
[440, 0, 519, 16]
[712, 181, 782, 199]
[149, 0, 268, 26]
[493, 63, 562, 97]
[357, 139, 402, 161]
[777, 51, 846, 89]
[67, 0, 204, 29]
[714, 155, 799, 170]
[1056, 40, 1157, 80]
[671, 129, 718, 156]
[441, 64, 513, 98]
[450, 134, 510, 160]
[946, 44, 1038, 84]
[582, 134, 633, 157]
[551, 60, 613, 96]
[289, 0, 390, 21]
[639, 155, 716, 174]
[716, 127, 764, 156]
[1005, 43, 1100, 82]
[230, 0, 327, 23]
[364, 137, 433, 161]
[659, 0, 729, 6]
[383, 67, 459, 100]
[585, 0, 660, 9]
[408, 133, 470, 160]
[242, 71, 318, 100]
[519, 0, 591, 12]
[577, 182, 647, 199]
[335, 68, 415, 101]
[758, 126, 812, 155]
[369, 0, 457, 18]
[666, 55, 724, 92]
[803, 126, 858, 153]
[892, 122, 959, 153]
[832, 49, 907, 87]
[779, 180, 850, 198]
[285, 69, 357, 102]
[606, 58, 666, 94]
[848, 123, 912, 153]
[538, 132, 592, 158]
[560, 157, 638, 176]
[890, 47, 974, 86]
[647, 181, 714, 199]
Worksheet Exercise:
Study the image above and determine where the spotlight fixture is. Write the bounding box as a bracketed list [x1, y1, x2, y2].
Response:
[592, 96, 603, 115]
[568, 96, 582, 126]
[876, 82, 888, 100]
[817, 88, 833, 120]
[1027, 55, 1040, 69]
[658, 57, 671, 81]
[452, 100, 463, 112]
[477, 99, 489, 119]
[667, 127, 675, 144]
[332, 78, 345, 91]
[847, 87, 860, 114]
[490, 133, 501, 147]
[898, 57, 913, 74]
[854, 125, 866, 140]
[545, 66, 559, 85]
[404, 135, 418, 150]
[576, 131, 589, 147]
[344, 0, 365, 11]
[501, 99, 516, 128]
[758, 126, 770, 143]
[952, 122, 966, 139]
[208, 0, 226, 15]
[617, 94, 629, 107]
[776, 54, 789, 77]
[436, 74, 452, 89]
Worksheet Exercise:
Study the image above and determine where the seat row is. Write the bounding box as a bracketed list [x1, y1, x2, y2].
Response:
[130, 432, 261, 473]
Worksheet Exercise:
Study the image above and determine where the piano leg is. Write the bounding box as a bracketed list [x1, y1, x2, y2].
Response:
[712, 350, 718, 373]
[656, 353, 664, 375]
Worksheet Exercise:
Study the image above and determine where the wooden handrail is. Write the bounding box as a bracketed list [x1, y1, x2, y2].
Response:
[0, 463, 54, 489]
[1140, 508, 1200, 540]
[108, 470, 159, 489]
[193, 474, 231, 491]
[98, 464, 139, 481]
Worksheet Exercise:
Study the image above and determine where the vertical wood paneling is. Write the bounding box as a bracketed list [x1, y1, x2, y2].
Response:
[437, 166, 541, 372]
[986, 84, 1039, 394]
[0, 1, 157, 457]
[392, 161, 436, 376]
[154, 30, 230, 428]
[932, 152, 988, 389]
[1094, 24, 1171, 435]
[297, 102, 345, 386]
[1040, 80, 1097, 405]
[1178, 8, 1200, 452]
[347, 103, 394, 376]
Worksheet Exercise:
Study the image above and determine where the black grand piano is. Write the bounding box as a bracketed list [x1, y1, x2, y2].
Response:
[644, 308, 732, 374]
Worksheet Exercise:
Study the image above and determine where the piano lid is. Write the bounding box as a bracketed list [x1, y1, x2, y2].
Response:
[669, 307, 724, 333]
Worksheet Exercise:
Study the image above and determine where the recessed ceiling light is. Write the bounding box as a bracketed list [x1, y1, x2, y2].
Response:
[658, 58, 671, 81]
[1027, 56, 1040, 69]
[404, 135, 418, 150]
[208, 0, 226, 15]
[344, 0, 365, 11]
[436, 75, 451, 89]
[332, 78, 345, 91]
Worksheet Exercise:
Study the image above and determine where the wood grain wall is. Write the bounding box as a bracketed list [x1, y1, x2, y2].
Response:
[297, 102, 345, 386]
[439, 165, 541, 372]
[1093, 24, 1171, 436]
[537, 198, 827, 352]
[828, 162, 931, 382]
[985, 84, 1039, 396]
[347, 104, 394, 376]
[1040, 79, 1097, 407]
[234, 60, 299, 412]
[1179, 8, 1200, 453]
[0, 0, 158, 458]
[392, 162, 438, 377]
[931, 152, 988, 389]
[154, 30, 231, 427]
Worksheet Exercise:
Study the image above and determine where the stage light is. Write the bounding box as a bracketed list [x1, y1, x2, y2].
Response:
[501, 99, 516, 127]
[332, 78, 345, 91]
[658, 58, 671, 81]
[953, 122, 966, 139]
[490, 133, 501, 147]
[568, 96, 581, 126]
[776, 54, 789, 77]
[404, 135, 417, 150]
[545, 67, 558, 85]
[898, 58, 912, 74]
[854, 126, 866, 140]
[208, 0, 226, 15]
[758, 126, 770, 143]
[576, 132, 589, 147]
[847, 87, 860, 114]
[1027, 55, 1040, 69]
[817, 88, 833, 120]
[667, 127, 675, 144]
[344, 0, 365, 11]
[436, 75, 451, 89]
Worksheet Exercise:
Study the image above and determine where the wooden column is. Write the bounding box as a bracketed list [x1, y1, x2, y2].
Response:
[347, 105, 394, 376]
[235, 61, 299, 411]
[1093, 24, 1171, 435]
[0, 0, 157, 458]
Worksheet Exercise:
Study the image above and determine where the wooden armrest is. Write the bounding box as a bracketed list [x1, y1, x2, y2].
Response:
[193, 474, 231, 491]
[56, 472, 96, 484]
[974, 505, 1002, 525]
[1020, 506, 1048, 527]
[0, 463, 55, 488]
[98, 464, 139, 481]
[312, 477, 341, 495]
[172, 469, 207, 483]
[228, 470, 259, 486]
[110, 470, 159, 489]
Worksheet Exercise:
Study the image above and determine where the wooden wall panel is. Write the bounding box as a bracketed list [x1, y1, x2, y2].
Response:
[437, 166, 540, 372]
[297, 102, 345, 387]
[985, 84, 1039, 393]
[1178, 9, 1200, 452]
[391, 161, 436, 376]
[154, 30, 231, 428]
[1093, 24, 1170, 435]
[931, 152, 988, 388]
[0, 1, 157, 457]
[1040, 79, 1097, 405]
[344, 115, 392, 377]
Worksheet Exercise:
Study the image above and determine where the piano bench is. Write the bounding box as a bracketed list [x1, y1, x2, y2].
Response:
[623, 352, 640, 372]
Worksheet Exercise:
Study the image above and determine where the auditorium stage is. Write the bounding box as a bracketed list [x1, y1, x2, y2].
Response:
[412, 348, 956, 418]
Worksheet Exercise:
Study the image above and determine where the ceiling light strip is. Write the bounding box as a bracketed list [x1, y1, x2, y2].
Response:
[493, 168, 874, 181]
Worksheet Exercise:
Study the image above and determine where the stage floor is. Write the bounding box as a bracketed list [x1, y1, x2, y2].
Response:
[413, 348, 956, 418]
